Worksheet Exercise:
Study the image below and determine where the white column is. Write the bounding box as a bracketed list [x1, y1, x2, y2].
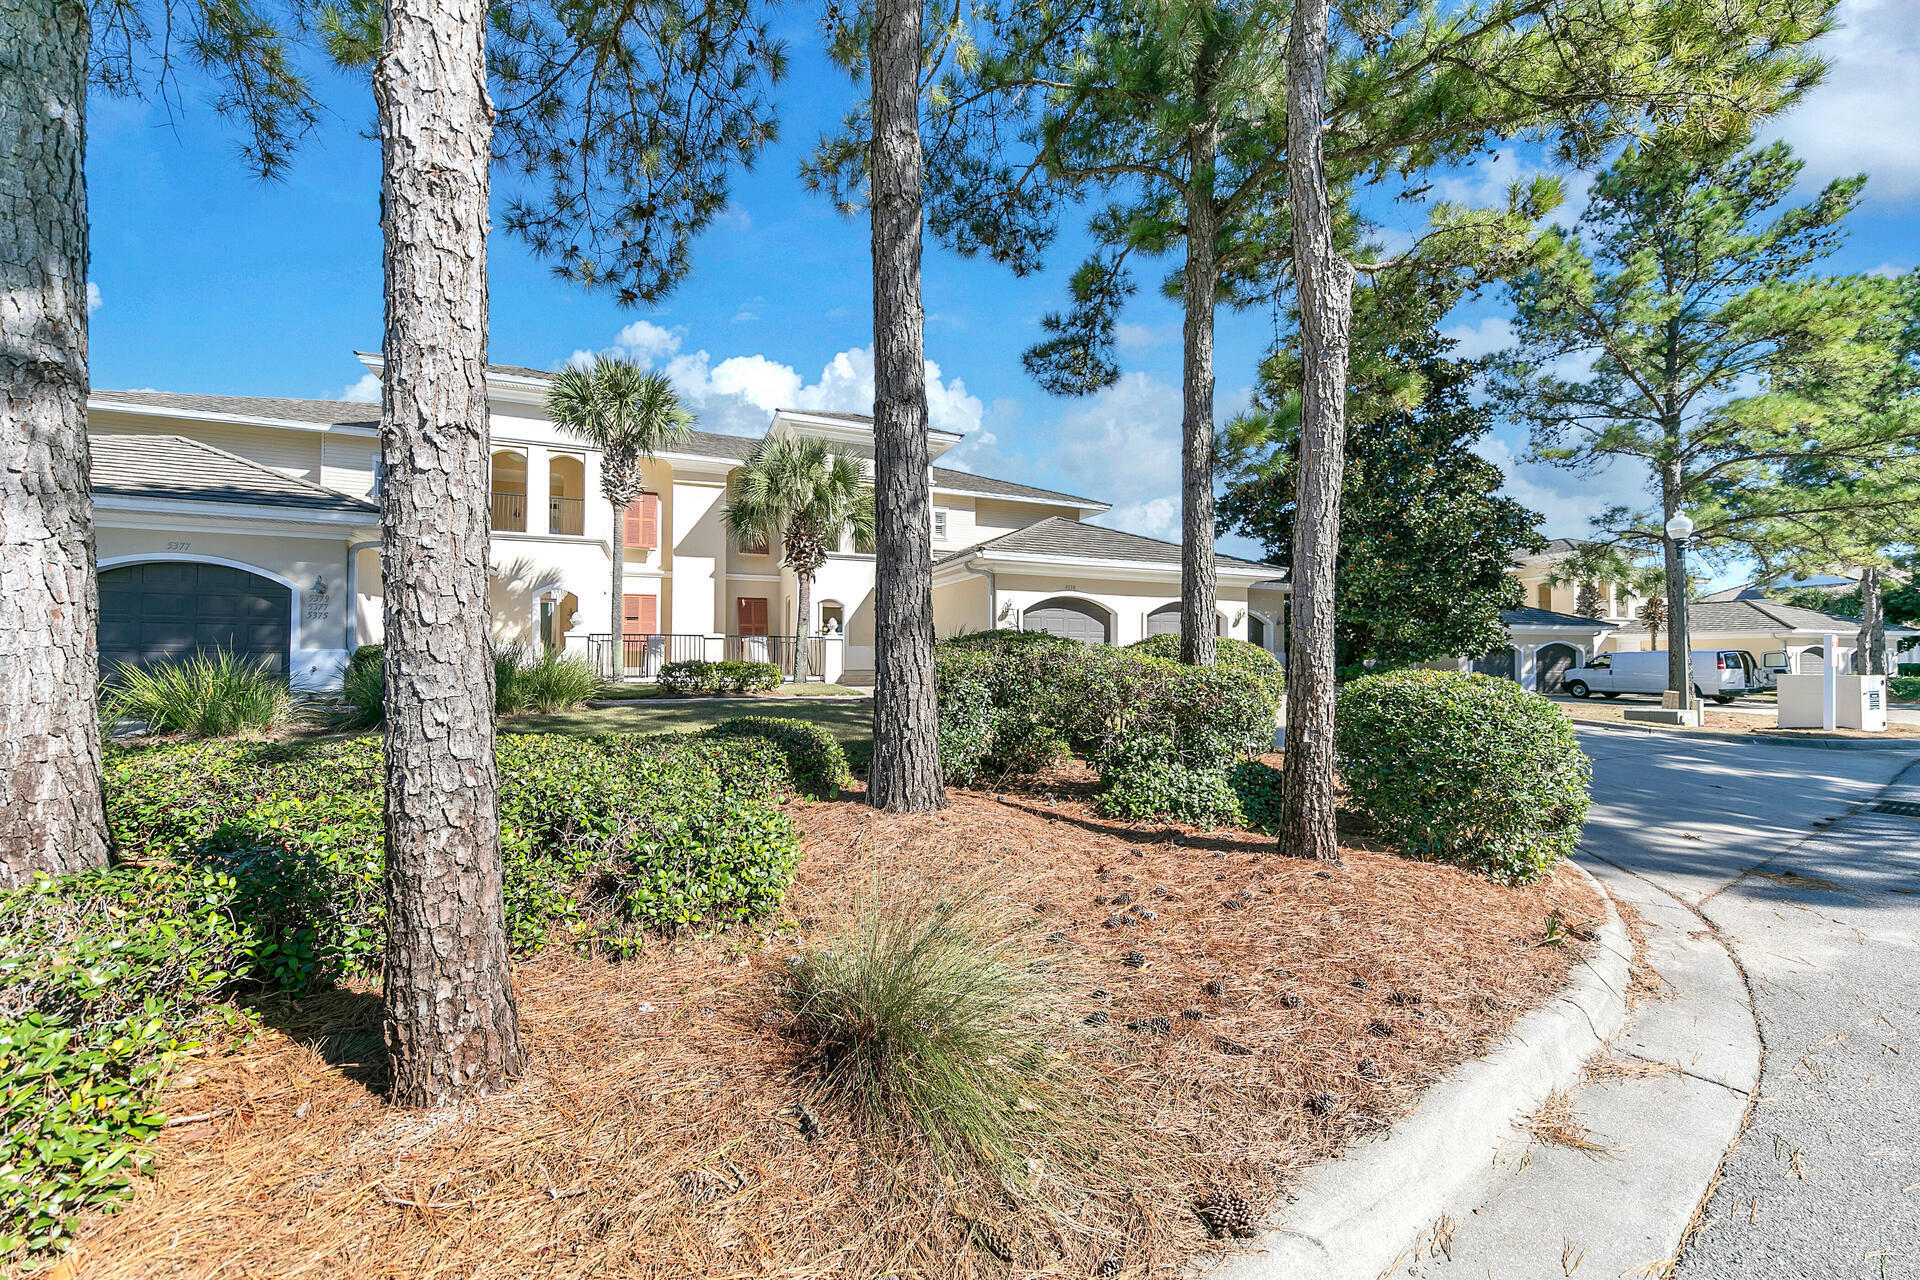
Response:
[525, 445, 551, 535]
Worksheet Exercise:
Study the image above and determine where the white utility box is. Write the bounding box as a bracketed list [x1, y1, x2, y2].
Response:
[1777, 673, 1888, 731]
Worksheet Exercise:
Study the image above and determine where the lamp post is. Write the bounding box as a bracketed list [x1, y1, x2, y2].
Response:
[1665, 512, 1695, 714]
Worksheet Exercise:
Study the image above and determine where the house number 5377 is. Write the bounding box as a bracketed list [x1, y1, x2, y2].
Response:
[166, 541, 191, 551]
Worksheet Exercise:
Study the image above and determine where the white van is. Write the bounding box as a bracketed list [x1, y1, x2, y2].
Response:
[1562, 650, 1761, 704]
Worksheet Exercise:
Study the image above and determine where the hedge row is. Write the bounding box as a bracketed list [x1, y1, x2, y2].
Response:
[657, 659, 784, 695]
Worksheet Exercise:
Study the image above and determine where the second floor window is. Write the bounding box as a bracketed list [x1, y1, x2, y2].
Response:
[623, 493, 661, 550]
[1537, 583, 1552, 609]
[932, 507, 949, 541]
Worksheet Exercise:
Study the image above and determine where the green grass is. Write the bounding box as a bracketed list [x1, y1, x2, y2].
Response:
[507, 695, 875, 743]
[593, 681, 869, 701]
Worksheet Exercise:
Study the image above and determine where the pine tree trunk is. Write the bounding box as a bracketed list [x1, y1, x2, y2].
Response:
[0, 0, 109, 886]
[795, 569, 812, 682]
[1661, 475, 1690, 708]
[610, 501, 626, 680]
[1857, 563, 1885, 675]
[866, 0, 946, 813]
[1278, 0, 1351, 866]
[375, 0, 525, 1107]
[1179, 88, 1220, 668]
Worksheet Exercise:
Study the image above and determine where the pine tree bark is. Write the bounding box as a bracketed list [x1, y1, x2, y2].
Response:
[866, 0, 946, 812]
[609, 501, 626, 679]
[1278, 0, 1351, 865]
[375, 0, 525, 1107]
[0, 0, 109, 886]
[1178, 64, 1221, 668]
[1856, 562, 1885, 675]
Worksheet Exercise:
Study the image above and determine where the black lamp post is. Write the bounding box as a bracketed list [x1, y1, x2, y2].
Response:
[1665, 512, 1695, 713]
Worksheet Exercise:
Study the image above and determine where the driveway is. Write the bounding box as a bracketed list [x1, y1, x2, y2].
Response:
[1551, 690, 1920, 726]
[1574, 728, 1920, 1276]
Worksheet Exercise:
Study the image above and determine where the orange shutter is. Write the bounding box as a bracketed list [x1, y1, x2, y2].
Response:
[623, 593, 657, 637]
[622, 494, 660, 550]
[737, 597, 768, 636]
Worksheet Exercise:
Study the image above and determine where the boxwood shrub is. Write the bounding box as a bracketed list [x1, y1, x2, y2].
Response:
[1335, 669, 1591, 884]
[657, 659, 784, 694]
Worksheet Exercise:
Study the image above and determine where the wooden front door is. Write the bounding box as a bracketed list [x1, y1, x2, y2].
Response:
[736, 597, 769, 636]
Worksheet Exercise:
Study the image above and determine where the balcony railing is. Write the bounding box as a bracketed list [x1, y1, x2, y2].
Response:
[490, 490, 528, 532]
[549, 495, 584, 536]
[585, 633, 829, 682]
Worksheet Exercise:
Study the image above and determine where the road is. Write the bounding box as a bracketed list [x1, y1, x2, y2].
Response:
[1551, 690, 1920, 726]
[1574, 728, 1920, 1277]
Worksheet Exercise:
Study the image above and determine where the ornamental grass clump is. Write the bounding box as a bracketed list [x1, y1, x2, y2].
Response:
[1334, 669, 1591, 884]
[783, 890, 1076, 1178]
[101, 651, 299, 738]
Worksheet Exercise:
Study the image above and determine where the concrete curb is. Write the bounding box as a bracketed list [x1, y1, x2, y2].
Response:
[1205, 865, 1630, 1280]
[1568, 716, 1920, 752]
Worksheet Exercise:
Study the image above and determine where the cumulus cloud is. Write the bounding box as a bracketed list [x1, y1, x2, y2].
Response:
[1473, 433, 1649, 540]
[1440, 316, 1515, 360]
[1766, 0, 1920, 197]
[86, 282, 102, 314]
[339, 371, 382, 402]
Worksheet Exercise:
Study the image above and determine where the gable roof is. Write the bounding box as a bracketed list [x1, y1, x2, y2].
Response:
[1615, 598, 1918, 636]
[1513, 537, 1590, 564]
[92, 389, 380, 429]
[936, 516, 1281, 576]
[90, 434, 379, 514]
[1501, 606, 1619, 629]
[930, 466, 1103, 509]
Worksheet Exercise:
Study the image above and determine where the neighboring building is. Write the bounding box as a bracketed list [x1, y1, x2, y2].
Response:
[1437, 538, 1644, 694]
[1607, 598, 1918, 675]
[85, 355, 1286, 689]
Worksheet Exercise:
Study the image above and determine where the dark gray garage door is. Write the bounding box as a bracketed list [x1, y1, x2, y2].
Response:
[1023, 597, 1110, 644]
[1535, 643, 1579, 693]
[1470, 647, 1517, 681]
[99, 562, 291, 678]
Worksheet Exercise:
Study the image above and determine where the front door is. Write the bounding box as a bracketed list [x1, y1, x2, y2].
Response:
[737, 597, 769, 636]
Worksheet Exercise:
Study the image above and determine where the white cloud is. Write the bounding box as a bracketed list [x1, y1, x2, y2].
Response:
[86, 282, 102, 314]
[1867, 261, 1909, 279]
[1440, 316, 1515, 360]
[1115, 320, 1182, 351]
[338, 371, 381, 402]
[1105, 496, 1181, 541]
[714, 204, 752, 232]
[1766, 0, 1920, 197]
[1473, 432, 1648, 540]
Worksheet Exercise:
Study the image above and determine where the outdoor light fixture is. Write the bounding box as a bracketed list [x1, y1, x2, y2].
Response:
[1665, 511, 1695, 715]
[1664, 512, 1694, 542]
[312, 576, 329, 597]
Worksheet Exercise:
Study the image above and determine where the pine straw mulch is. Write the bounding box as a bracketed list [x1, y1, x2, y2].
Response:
[59, 777, 1600, 1280]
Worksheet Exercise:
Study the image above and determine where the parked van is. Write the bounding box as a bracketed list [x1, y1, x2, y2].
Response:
[1562, 650, 1761, 703]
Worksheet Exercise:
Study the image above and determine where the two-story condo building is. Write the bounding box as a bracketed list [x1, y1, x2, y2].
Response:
[86, 355, 1288, 689]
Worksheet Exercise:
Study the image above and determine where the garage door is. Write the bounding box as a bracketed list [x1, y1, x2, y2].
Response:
[1535, 643, 1579, 693]
[1146, 602, 1225, 638]
[99, 562, 292, 678]
[1022, 597, 1110, 644]
[1470, 647, 1517, 681]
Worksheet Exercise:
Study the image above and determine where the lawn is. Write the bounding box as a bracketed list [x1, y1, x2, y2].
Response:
[507, 694, 875, 742]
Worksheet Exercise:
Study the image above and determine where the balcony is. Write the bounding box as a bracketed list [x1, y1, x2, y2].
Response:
[548, 495, 584, 536]
[490, 490, 527, 532]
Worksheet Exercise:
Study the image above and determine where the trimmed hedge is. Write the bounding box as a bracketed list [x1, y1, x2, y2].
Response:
[657, 659, 784, 694]
[1335, 669, 1590, 884]
[341, 645, 600, 725]
[706, 716, 852, 798]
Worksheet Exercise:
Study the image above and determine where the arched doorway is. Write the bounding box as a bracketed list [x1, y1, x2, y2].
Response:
[1022, 597, 1110, 644]
[1470, 647, 1517, 682]
[1145, 602, 1226, 638]
[98, 560, 293, 679]
[1535, 643, 1579, 694]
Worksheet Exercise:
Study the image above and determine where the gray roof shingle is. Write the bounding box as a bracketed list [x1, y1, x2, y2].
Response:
[1501, 607, 1618, 629]
[90, 434, 379, 514]
[936, 516, 1281, 575]
[1615, 598, 1918, 636]
[92, 389, 380, 428]
[930, 466, 1102, 508]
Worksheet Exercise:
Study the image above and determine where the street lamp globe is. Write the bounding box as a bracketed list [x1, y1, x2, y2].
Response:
[1665, 512, 1695, 542]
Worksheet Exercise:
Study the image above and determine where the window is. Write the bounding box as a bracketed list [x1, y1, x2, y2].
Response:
[736, 597, 769, 636]
[622, 593, 657, 637]
[819, 601, 845, 636]
[1536, 583, 1553, 609]
[738, 525, 771, 556]
[932, 507, 949, 541]
[622, 493, 660, 550]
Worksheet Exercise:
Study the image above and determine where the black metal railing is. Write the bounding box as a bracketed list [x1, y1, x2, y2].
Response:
[585, 634, 830, 682]
[490, 490, 528, 531]
[548, 495, 585, 536]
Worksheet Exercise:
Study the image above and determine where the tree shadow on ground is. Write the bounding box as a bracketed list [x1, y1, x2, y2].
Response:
[246, 987, 390, 1098]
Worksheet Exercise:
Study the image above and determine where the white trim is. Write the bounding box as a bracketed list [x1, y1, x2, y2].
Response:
[94, 494, 376, 529]
[727, 572, 783, 583]
[1017, 593, 1119, 640]
[99, 552, 307, 659]
[89, 398, 379, 439]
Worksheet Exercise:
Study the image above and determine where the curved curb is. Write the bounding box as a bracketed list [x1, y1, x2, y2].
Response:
[1568, 716, 1920, 752]
[1204, 865, 1630, 1280]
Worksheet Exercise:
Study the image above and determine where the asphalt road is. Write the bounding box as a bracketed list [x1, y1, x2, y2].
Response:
[1551, 690, 1920, 726]
[1573, 727, 1920, 1278]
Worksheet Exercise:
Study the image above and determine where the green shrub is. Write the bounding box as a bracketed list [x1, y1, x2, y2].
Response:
[658, 659, 717, 694]
[716, 660, 783, 692]
[706, 716, 851, 798]
[939, 628, 1074, 652]
[339, 649, 384, 728]
[1126, 632, 1285, 680]
[932, 651, 997, 784]
[1890, 675, 1920, 702]
[1229, 759, 1286, 833]
[1, 866, 261, 1256]
[1092, 739, 1244, 827]
[101, 651, 299, 738]
[1335, 669, 1590, 884]
[497, 644, 600, 714]
[784, 890, 1066, 1174]
[347, 644, 384, 677]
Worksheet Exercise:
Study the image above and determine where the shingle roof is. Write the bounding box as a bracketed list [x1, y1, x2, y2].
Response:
[936, 516, 1281, 575]
[931, 466, 1102, 508]
[1615, 598, 1918, 636]
[90, 434, 379, 514]
[1511, 537, 1590, 565]
[92, 389, 379, 428]
[1501, 607, 1619, 629]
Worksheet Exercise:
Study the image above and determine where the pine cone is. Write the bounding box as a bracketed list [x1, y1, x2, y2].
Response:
[1097, 1258, 1122, 1278]
[1122, 949, 1146, 968]
[1203, 1187, 1257, 1238]
[970, 1220, 1015, 1262]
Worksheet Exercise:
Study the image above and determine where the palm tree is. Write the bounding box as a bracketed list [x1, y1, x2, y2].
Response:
[548, 358, 693, 680]
[722, 435, 876, 681]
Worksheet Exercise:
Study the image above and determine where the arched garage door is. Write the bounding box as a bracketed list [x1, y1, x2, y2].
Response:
[1022, 597, 1110, 644]
[99, 562, 292, 678]
[1535, 643, 1579, 694]
[1146, 602, 1227, 638]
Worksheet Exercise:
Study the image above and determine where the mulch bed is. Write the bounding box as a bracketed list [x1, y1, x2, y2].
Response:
[59, 778, 1599, 1280]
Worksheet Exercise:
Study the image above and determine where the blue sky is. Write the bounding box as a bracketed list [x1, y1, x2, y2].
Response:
[87, 0, 1919, 568]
